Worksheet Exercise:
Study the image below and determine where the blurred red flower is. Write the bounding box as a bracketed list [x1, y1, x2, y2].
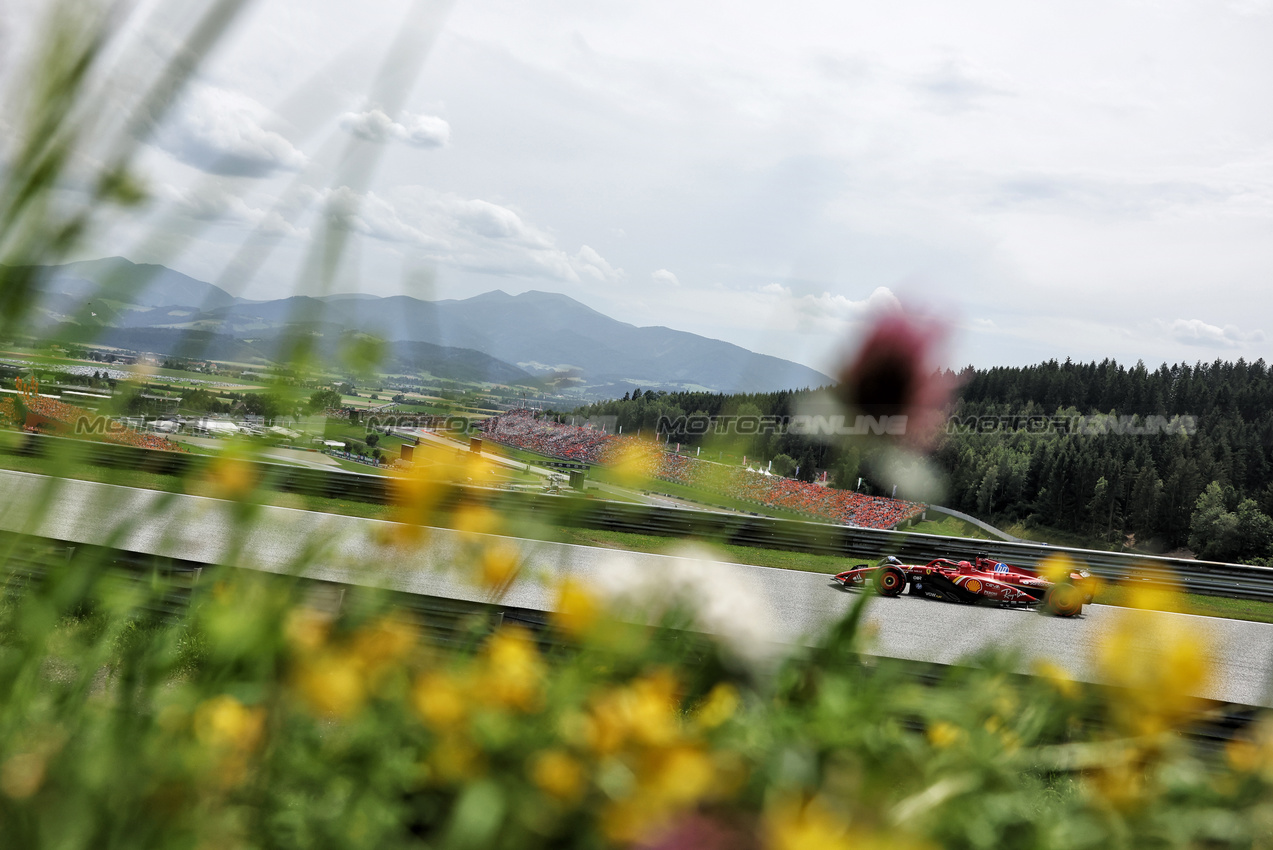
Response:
[640, 813, 759, 850]
[835, 310, 958, 450]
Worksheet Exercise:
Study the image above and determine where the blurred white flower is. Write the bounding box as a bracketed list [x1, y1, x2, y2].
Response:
[601, 544, 782, 674]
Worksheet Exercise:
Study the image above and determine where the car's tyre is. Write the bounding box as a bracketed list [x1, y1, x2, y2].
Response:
[1044, 583, 1084, 617]
[874, 565, 906, 597]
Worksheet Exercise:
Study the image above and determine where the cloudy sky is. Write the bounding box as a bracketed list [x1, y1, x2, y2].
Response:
[6, 0, 1272, 376]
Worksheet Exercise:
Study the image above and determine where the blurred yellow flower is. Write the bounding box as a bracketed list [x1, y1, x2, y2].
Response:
[1085, 745, 1148, 811]
[694, 682, 740, 730]
[291, 650, 366, 719]
[1226, 739, 1263, 775]
[599, 747, 722, 841]
[478, 626, 545, 712]
[585, 669, 681, 754]
[477, 541, 521, 592]
[601, 798, 650, 844]
[389, 459, 447, 542]
[626, 669, 681, 746]
[764, 796, 854, 850]
[1092, 582, 1209, 736]
[1033, 660, 1079, 699]
[1, 752, 47, 800]
[551, 578, 601, 637]
[453, 503, 500, 540]
[927, 720, 965, 750]
[412, 670, 469, 731]
[286, 614, 416, 718]
[194, 695, 266, 752]
[1121, 578, 1184, 615]
[205, 454, 258, 502]
[461, 451, 496, 483]
[607, 441, 652, 489]
[640, 744, 715, 807]
[1038, 552, 1081, 584]
[1226, 719, 1273, 778]
[193, 695, 268, 789]
[284, 607, 332, 655]
[529, 749, 587, 803]
[349, 615, 418, 680]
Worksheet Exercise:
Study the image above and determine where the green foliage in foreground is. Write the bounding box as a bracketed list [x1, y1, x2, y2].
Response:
[3, 528, 1273, 849]
[2, 0, 1272, 842]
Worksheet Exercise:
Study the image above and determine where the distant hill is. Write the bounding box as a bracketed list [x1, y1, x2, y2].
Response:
[17, 258, 834, 395]
[245, 327, 537, 386]
[17, 256, 239, 315]
[187, 290, 832, 394]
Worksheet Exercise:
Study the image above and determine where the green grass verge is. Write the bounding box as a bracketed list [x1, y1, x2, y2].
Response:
[0, 450, 399, 520]
[545, 526, 866, 575]
[322, 455, 395, 476]
[907, 515, 994, 540]
[322, 419, 412, 451]
[1090, 582, 1273, 625]
[1000, 520, 1122, 551]
[475, 440, 818, 520]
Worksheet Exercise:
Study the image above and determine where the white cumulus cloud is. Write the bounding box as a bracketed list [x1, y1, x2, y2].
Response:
[761, 284, 899, 318]
[339, 108, 450, 149]
[574, 246, 625, 284]
[450, 198, 546, 244]
[323, 186, 436, 245]
[160, 183, 308, 237]
[752, 284, 902, 334]
[1163, 318, 1265, 349]
[154, 85, 306, 177]
[651, 269, 680, 286]
[315, 185, 624, 286]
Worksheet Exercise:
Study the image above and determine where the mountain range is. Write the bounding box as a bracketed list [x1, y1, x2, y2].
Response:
[21, 257, 833, 397]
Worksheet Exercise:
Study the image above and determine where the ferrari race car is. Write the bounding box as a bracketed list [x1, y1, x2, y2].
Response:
[833, 554, 1093, 617]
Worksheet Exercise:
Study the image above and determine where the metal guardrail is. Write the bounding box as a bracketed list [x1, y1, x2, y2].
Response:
[5, 431, 1273, 602]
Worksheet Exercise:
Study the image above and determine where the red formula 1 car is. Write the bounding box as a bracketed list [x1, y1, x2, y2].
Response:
[833, 554, 1093, 617]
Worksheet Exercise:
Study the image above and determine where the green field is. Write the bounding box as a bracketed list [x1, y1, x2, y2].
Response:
[476, 439, 820, 522]
[907, 514, 994, 540]
[1, 347, 266, 389]
[322, 419, 414, 453]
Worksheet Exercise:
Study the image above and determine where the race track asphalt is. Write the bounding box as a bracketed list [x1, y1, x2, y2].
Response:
[2, 468, 1271, 707]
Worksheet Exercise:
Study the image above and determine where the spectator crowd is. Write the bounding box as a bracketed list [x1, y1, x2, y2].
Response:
[480, 410, 925, 529]
[1, 394, 186, 452]
[481, 409, 615, 463]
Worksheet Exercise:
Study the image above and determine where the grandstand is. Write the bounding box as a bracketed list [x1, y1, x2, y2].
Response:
[479, 409, 925, 530]
[0, 394, 186, 453]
